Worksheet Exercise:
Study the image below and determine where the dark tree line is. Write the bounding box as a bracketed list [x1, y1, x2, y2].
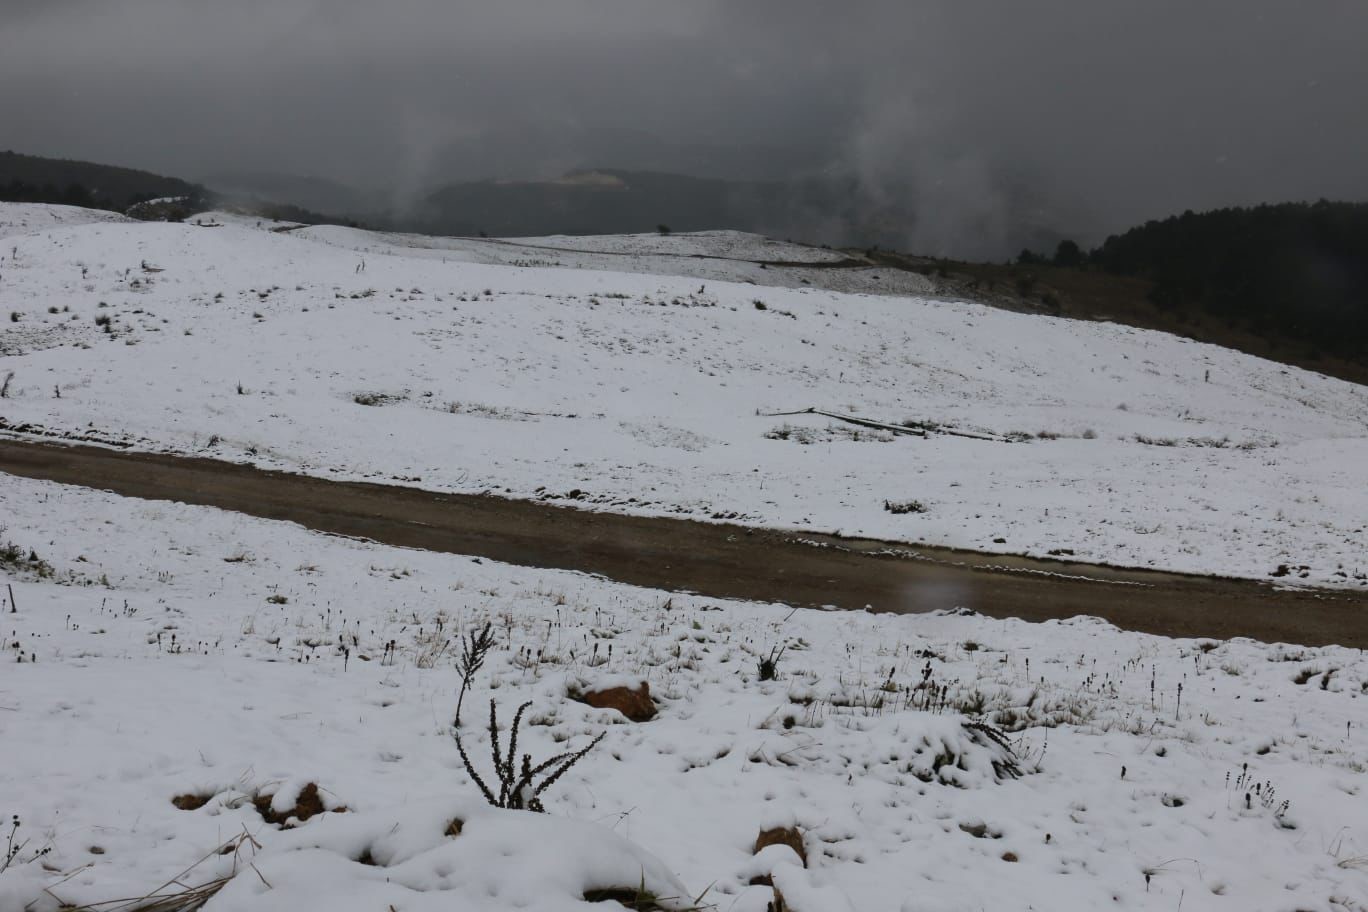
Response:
[1022, 201, 1368, 362]
[1, 149, 204, 213]
[0, 178, 152, 212]
[1, 152, 360, 228]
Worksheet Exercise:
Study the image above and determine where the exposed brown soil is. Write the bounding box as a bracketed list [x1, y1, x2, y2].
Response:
[574, 683, 658, 722]
[171, 793, 211, 811]
[750, 826, 807, 886]
[252, 782, 338, 827]
[754, 827, 807, 867]
[2, 438, 1367, 648]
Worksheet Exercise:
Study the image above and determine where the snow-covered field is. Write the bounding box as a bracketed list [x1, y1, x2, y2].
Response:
[2, 474, 1366, 911]
[1, 203, 1365, 586]
[3, 203, 1368, 911]
[277, 219, 940, 297]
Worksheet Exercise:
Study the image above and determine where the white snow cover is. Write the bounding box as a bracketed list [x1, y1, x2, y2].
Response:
[1, 475, 1367, 911]
[2, 204, 1365, 586]
[275, 218, 938, 296]
[208, 803, 696, 912]
[0, 202, 131, 240]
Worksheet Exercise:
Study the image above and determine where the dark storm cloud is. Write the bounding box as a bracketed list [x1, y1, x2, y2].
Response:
[3, 0, 1365, 256]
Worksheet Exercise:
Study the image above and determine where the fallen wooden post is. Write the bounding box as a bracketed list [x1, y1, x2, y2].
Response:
[757, 407, 1009, 442]
[758, 407, 927, 437]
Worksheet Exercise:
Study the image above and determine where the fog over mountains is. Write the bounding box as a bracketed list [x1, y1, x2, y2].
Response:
[4, 0, 1366, 258]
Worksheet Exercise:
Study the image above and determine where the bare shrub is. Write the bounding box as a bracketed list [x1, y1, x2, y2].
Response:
[757, 644, 786, 681]
[0, 538, 53, 579]
[455, 621, 496, 727]
[453, 700, 604, 813]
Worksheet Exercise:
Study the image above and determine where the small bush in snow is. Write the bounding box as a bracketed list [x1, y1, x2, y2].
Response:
[757, 644, 786, 681]
[353, 390, 410, 407]
[884, 499, 928, 515]
[453, 700, 604, 813]
[0, 538, 53, 579]
[1, 815, 52, 876]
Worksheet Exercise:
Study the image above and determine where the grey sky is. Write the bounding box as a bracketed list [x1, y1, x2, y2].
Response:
[3, 0, 1365, 253]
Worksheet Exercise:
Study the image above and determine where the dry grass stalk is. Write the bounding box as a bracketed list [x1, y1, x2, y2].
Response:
[58, 831, 261, 912]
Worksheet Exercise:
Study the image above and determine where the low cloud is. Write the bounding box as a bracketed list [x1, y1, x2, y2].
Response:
[3, 0, 1365, 255]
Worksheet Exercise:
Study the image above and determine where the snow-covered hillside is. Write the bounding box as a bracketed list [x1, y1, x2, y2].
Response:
[2, 474, 1365, 911]
[0, 202, 1366, 587]
[271, 217, 939, 297]
[0, 202, 130, 240]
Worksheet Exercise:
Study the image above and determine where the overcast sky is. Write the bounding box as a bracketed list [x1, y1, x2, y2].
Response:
[3, 0, 1366, 249]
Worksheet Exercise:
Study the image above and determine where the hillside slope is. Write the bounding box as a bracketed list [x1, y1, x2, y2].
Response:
[1, 203, 1365, 587]
[0, 149, 203, 211]
[0, 201, 131, 239]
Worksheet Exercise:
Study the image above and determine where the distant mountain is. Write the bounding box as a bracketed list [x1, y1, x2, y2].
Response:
[0, 150, 1077, 259]
[419, 124, 829, 183]
[0, 149, 204, 212]
[199, 171, 380, 221]
[416, 170, 756, 237]
[0, 151, 365, 227]
[412, 168, 1072, 258]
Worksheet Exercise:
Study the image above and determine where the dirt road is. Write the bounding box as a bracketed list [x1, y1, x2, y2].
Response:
[2, 437, 1365, 647]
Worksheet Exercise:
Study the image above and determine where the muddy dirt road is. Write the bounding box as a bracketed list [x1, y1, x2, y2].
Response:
[2, 437, 1365, 647]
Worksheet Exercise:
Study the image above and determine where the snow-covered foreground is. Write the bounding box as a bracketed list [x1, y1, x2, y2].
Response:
[0, 201, 1366, 590]
[1, 474, 1367, 911]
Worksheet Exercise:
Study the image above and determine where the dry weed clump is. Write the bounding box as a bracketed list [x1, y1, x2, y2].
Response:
[0, 537, 54, 579]
[454, 700, 604, 813]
